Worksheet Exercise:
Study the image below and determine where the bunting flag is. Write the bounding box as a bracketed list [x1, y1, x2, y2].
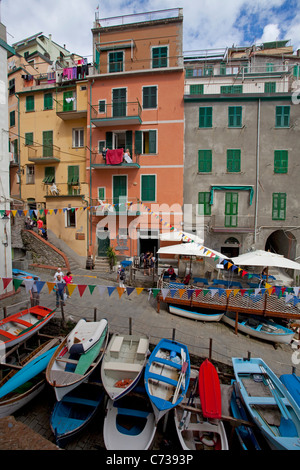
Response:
[97, 285, 106, 297]
[77, 285, 87, 297]
[68, 284, 77, 297]
[13, 278, 23, 291]
[88, 285, 96, 295]
[117, 287, 125, 298]
[107, 286, 116, 296]
[2, 278, 12, 290]
[47, 282, 55, 293]
[126, 287, 135, 296]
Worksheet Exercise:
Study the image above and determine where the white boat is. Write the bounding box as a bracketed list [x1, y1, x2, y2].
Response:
[169, 305, 225, 322]
[174, 370, 228, 450]
[101, 333, 149, 401]
[46, 318, 108, 401]
[103, 385, 156, 450]
[222, 312, 295, 344]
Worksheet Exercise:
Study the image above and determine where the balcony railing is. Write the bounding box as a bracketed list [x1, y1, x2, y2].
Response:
[27, 144, 60, 163]
[90, 101, 142, 126]
[90, 198, 141, 216]
[56, 98, 87, 120]
[209, 214, 255, 232]
[44, 182, 83, 197]
[91, 150, 140, 168]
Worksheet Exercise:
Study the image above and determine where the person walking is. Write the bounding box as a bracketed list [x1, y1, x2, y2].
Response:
[63, 271, 73, 298]
[54, 274, 66, 307]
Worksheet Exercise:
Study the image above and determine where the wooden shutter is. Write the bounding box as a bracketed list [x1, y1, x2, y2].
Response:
[148, 130, 157, 153]
[105, 131, 113, 149]
[135, 130, 142, 154]
[43, 131, 53, 157]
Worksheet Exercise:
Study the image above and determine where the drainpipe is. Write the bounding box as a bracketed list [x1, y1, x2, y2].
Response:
[89, 80, 95, 253]
[15, 93, 21, 200]
[254, 98, 260, 245]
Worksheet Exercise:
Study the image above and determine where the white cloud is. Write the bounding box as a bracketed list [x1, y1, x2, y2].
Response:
[257, 23, 281, 43]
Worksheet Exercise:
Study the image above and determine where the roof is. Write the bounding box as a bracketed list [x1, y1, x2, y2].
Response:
[0, 37, 15, 56]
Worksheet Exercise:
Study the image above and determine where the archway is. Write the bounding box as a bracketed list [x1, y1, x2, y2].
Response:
[221, 237, 240, 258]
[265, 230, 297, 260]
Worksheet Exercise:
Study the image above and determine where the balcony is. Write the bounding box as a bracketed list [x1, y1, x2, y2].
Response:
[91, 150, 140, 169]
[44, 182, 82, 198]
[90, 100, 142, 127]
[56, 99, 87, 120]
[90, 198, 141, 216]
[209, 214, 255, 233]
[27, 144, 60, 163]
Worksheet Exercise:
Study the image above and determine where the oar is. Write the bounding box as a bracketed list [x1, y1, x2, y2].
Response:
[260, 365, 297, 437]
[172, 361, 188, 404]
[179, 376, 198, 430]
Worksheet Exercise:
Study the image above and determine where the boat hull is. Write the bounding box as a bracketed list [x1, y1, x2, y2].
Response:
[169, 305, 224, 322]
[0, 381, 45, 418]
[199, 359, 222, 419]
[280, 374, 300, 407]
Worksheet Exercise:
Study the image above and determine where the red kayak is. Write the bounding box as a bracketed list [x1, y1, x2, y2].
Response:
[198, 358, 222, 419]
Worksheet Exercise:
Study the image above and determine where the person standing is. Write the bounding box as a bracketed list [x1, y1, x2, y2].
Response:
[30, 277, 40, 307]
[63, 271, 73, 298]
[54, 267, 64, 281]
[54, 274, 66, 307]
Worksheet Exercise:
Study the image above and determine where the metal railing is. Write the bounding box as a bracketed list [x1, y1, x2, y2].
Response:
[91, 151, 140, 166]
[90, 100, 142, 121]
[27, 144, 61, 161]
[90, 197, 141, 215]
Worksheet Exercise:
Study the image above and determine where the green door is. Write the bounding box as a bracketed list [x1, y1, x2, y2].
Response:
[63, 91, 74, 112]
[43, 131, 53, 157]
[97, 229, 110, 256]
[112, 88, 126, 117]
[113, 175, 127, 213]
[225, 192, 238, 227]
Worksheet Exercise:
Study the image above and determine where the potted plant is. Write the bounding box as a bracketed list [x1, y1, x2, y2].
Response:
[107, 246, 117, 271]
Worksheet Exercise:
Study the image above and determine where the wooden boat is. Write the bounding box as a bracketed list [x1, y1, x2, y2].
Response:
[67, 318, 108, 355]
[50, 382, 105, 447]
[232, 357, 300, 450]
[0, 338, 60, 418]
[46, 318, 109, 401]
[199, 359, 222, 420]
[222, 312, 295, 344]
[169, 305, 225, 322]
[12, 269, 40, 282]
[103, 385, 156, 450]
[0, 306, 56, 350]
[144, 338, 190, 422]
[280, 373, 300, 407]
[174, 370, 228, 450]
[101, 333, 149, 401]
[230, 381, 262, 450]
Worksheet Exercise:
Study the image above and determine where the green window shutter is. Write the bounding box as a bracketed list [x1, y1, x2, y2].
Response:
[68, 165, 79, 185]
[198, 192, 211, 215]
[198, 150, 212, 172]
[25, 132, 33, 146]
[98, 100, 106, 113]
[190, 84, 204, 95]
[143, 86, 157, 108]
[293, 65, 299, 78]
[185, 68, 193, 77]
[221, 85, 243, 94]
[148, 130, 157, 154]
[141, 175, 156, 201]
[26, 95, 34, 112]
[109, 51, 123, 73]
[276, 106, 290, 127]
[152, 46, 168, 68]
[228, 106, 242, 127]
[105, 131, 112, 149]
[265, 82, 276, 93]
[112, 88, 126, 117]
[227, 149, 241, 172]
[10, 111, 15, 127]
[43, 167, 55, 183]
[98, 187, 105, 200]
[199, 107, 212, 128]
[125, 130, 133, 155]
[63, 91, 74, 112]
[44, 93, 53, 110]
[135, 130, 142, 155]
[225, 192, 238, 227]
[274, 150, 288, 173]
[43, 131, 53, 157]
[272, 193, 286, 220]
[266, 63, 274, 72]
[220, 63, 226, 75]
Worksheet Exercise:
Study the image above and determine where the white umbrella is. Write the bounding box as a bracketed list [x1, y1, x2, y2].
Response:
[231, 250, 300, 270]
[157, 242, 228, 259]
[159, 231, 203, 243]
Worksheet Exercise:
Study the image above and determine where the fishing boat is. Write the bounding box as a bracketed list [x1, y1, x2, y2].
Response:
[230, 381, 262, 450]
[46, 318, 108, 401]
[222, 312, 295, 344]
[50, 382, 105, 447]
[280, 373, 300, 407]
[0, 338, 60, 418]
[199, 359, 222, 419]
[144, 338, 190, 422]
[169, 305, 225, 322]
[12, 269, 40, 282]
[232, 357, 300, 450]
[174, 370, 228, 450]
[103, 385, 156, 450]
[101, 333, 149, 401]
[0, 306, 56, 350]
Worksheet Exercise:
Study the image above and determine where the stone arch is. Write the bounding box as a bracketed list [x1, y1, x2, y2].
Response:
[265, 230, 297, 260]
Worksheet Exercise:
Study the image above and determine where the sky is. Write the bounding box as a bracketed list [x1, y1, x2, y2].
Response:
[1, 0, 300, 59]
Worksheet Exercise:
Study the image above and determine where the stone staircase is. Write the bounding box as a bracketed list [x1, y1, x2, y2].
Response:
[93, 256, 111, 273]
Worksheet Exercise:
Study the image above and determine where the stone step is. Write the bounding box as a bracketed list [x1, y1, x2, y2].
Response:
[94, 257, 111, 272]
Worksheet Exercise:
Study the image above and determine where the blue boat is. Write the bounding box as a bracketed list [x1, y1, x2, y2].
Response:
[12, 269, 40, 282]
[144, 338, 190, 423]
[232, 357, 300, 450]
[280, 373, 300, 407]
[50, 382, 105, 447]
[230, 381, 262, 450]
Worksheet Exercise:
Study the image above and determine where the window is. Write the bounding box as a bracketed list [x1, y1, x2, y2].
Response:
[198, 150, 212, 172]
[190, 84, 204, 95]
[221, 85, 243, 94]
[112, 88, 126, 117]
[11, 140, 18, 163]
[225, 192, 238, 227]
[26, 165, 35, 184]
[141, 175, 156, 201]
[98, 187, 105, 200]
[135, 130, 157, 154]
[43, 167, 55, 184]
[10, 111, 15, 127]
[227, 149, 241, 172]
[228, 106, 242, 127]
[266, 63, 274, 72]
[143, 86, 157, 109]
[152, 46, 168, 68]
[25, 132, 34, 146]
[98, 140, 106, 153]
[44, 93, 53, 110]
[198, 192, 211, 215]
[8, 79, 15, 95]
[199, 107, 212, 128]
[275, 106, 290, 128]
[72, 128, 84, 148]
[43, 131, 53, 157]
[109, 51, 124, 73]
[68, 166, 80, 195]
[98, 100, 106, 113]
[26, 95, 34, 112]
[65, 208, 76, 227]
[272, 193, 286, 220]
[274, 150, 288, 173]
[265, 82, 276, 93]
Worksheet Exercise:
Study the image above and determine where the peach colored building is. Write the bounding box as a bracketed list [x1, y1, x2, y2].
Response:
[87, 8, 184, 261]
